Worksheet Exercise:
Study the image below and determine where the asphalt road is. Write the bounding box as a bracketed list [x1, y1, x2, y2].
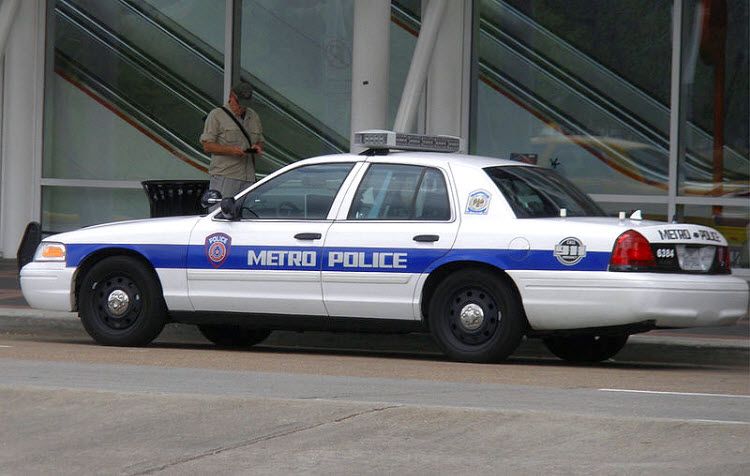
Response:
[1, 327, 748, 475]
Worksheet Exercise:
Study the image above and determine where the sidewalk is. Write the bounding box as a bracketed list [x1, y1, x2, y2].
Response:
[3, 260, 748, 367]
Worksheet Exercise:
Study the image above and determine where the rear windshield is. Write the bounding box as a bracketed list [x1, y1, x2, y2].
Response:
[484, 166, 606, 218]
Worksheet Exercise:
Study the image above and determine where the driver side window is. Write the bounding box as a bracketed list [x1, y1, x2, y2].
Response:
[238, 163, 354, 219]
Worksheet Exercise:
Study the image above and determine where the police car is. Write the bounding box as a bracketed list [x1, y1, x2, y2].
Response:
[20, 131, 749, 363]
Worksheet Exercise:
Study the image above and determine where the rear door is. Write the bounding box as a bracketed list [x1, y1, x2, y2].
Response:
[322, 162, 460, 320]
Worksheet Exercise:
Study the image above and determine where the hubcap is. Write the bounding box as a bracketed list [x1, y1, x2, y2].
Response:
[107, 289, 130, 316]
[459, 303, 484, 330]
[93, 276, 142, 330]
[447, 287, 501, 346]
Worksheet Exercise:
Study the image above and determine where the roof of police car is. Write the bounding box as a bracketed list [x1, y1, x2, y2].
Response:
[301, 151, 526, 169]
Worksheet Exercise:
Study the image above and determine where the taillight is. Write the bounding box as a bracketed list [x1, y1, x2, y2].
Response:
[609, 230, 656, 271]
[716, 246, 731, 274]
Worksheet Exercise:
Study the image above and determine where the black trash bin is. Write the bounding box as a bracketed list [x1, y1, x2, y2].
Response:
[141, 180, 210, 218]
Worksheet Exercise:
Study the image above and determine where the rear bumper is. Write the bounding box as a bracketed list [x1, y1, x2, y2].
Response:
[508, 270, 749, 331]
[19, 262, 76, 312]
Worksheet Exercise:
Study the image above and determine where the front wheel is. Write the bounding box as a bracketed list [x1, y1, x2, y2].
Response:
[78, 256, 167, 346]
[543, 334, 629, 363]
[428, 270, 524, 363]
[198, 325, 271, 347]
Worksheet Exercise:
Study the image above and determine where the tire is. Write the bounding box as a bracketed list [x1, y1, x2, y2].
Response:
[198, 325, 271, 347]
[428, 270, 524, 363]
[78, 256, 167, 346]
[543, 334, 629, 363]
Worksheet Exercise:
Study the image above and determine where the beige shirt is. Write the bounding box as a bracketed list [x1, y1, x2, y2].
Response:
[200, 105, 265, 181]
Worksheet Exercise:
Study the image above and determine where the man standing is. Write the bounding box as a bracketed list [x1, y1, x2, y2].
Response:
[200, 81, 265, 199]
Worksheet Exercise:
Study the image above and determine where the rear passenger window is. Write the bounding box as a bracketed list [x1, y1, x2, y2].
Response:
[348, 164, 451, 220]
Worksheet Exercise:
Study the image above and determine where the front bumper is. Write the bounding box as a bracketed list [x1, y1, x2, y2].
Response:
[20, 262, 76, 312]
[508, 270, 749, 331]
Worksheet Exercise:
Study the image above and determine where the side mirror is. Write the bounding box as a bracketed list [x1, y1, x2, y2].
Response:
[219, 197, 238, 220]
[200, 189, 223, 209]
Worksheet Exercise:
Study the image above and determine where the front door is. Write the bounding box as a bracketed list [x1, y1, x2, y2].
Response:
[187, 161, 358, 316]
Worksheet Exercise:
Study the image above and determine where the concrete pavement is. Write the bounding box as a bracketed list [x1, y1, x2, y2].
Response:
[3, 384, 747, 475]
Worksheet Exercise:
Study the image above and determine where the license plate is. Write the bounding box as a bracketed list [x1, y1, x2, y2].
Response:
[676, 245, 715, 272]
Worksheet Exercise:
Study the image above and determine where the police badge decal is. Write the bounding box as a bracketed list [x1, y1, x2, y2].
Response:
[466, 190, 491, 215]
[205, 233, 232, 268]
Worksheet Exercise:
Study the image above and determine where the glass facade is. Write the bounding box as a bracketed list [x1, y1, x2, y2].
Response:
[681, 0, 748, 197]
[474, 0, 673, 196]
[472, 0, 748, 269]
[42, 0, 225, 231]
[39, 0, 748, 269]
[677, 0, 749, 269]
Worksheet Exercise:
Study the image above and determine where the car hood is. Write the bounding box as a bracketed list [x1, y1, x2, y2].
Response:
[43, 216, 203, 245]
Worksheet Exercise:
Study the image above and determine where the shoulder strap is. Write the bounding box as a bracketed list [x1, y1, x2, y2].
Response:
[220, 106, 254, 146]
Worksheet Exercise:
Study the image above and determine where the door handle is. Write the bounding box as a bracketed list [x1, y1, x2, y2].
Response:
[413, 234, 439, 242]
[294, 233, 322, 240]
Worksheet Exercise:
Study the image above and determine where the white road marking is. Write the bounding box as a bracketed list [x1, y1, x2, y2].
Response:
[599, 388, 750, 399]
[689, 419, 750, 425]
[0, 345, 12, 348]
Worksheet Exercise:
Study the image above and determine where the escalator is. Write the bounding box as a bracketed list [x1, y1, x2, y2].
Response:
[54, 0, 348, 177]
[392, 0, 747, 195]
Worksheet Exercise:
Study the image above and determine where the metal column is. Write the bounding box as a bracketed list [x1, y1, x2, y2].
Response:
[425, 0, 472, 149]
[393, 0, 447, 133]
[224, 0, 242, 102]
[667, 0, 687, 221]
[350, 0, 391, 152]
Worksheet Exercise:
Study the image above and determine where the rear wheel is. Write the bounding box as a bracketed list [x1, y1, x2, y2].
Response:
[543, 334, 629, 363]
[198, 325, 271, 347]
[428, 270, 523, 363]
[79, 256, 167, 346]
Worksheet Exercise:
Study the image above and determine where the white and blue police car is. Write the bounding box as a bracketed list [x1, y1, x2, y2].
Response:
[20, 131, 749, 363]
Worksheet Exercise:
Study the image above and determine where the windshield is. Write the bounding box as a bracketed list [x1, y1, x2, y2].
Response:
[484, 166, 606, 218]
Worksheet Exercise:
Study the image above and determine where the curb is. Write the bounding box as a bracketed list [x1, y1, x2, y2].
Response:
[0, 311, 747, 368]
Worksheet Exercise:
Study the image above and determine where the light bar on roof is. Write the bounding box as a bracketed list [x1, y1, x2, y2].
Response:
[354, 130, 462, 153]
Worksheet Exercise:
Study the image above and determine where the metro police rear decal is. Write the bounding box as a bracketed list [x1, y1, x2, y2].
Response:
[205, 233, 232, 268]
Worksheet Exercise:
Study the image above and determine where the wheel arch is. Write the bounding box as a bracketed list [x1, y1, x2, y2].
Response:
[420, 260, 529, 331]
[72, 248, 163, 311]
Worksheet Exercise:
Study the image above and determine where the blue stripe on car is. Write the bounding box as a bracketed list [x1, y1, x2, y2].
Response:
[67, 244, 611, 272]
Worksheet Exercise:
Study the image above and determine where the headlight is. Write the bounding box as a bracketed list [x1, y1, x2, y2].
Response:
[33, 242, 66, 262]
